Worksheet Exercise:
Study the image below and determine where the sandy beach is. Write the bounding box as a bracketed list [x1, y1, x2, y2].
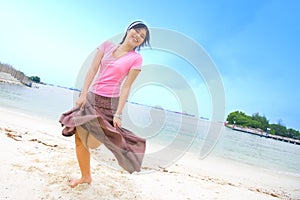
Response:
[0, 72, 299, 199]
[0, 106, 299, 200]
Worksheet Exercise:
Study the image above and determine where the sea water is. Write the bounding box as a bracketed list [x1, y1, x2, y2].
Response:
[0, 82, 76, 121]
[1, 82, 299, 176]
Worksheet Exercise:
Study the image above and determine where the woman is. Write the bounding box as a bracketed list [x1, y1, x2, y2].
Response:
[59, 21, 150, 188]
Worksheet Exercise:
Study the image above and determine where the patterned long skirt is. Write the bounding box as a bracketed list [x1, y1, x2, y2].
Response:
[59, 92, 146, 173]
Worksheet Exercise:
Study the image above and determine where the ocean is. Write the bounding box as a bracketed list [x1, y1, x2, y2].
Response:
[1, 82, 299, 176]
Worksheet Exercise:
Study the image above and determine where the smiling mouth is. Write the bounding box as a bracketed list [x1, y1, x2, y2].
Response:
[133, 37, 138, 42]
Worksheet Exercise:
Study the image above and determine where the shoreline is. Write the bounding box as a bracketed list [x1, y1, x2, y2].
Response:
[0, 71, 22, 85]
[0, 69, 32, 87]
[1, 107, 300, 199]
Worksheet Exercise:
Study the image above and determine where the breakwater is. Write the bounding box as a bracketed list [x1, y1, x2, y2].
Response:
[225, 124, 300, 145]
[0, 63, 32, 87]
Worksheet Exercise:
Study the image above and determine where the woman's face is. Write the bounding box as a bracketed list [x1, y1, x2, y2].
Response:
[126, 28, 147, 48]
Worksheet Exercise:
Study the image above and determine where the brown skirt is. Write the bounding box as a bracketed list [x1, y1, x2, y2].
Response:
[59, 92, 146, 173]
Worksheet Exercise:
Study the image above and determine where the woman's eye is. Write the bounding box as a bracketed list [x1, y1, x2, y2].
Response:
[134, 29, 145, 39]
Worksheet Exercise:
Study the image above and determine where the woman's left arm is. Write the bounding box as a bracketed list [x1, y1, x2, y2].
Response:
[113, 69, 140, 128]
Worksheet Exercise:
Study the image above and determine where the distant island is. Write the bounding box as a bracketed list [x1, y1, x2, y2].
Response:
[225, 111, 300, 141]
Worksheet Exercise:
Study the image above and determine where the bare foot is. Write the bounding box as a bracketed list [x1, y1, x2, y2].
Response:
[69, 177, 92, 188]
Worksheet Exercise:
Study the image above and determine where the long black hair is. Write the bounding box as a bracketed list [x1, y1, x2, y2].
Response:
[120, 21, 151, 51]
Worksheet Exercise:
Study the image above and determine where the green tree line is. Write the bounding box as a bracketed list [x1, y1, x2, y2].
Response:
[29, 76, 41, 83]
[226, 111, 300, 139]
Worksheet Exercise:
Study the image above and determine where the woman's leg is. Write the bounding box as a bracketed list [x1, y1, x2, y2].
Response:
[77, 125, 102, 149]
[69, 131, 92, 188]
[87, 132, 102, 149]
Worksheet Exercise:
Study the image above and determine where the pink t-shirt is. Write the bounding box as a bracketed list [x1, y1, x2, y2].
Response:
[90, 41, 142, 97]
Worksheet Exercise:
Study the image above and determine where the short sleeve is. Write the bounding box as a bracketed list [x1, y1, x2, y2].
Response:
[96, 41, 111, 53]
[130, 54, 143, 70]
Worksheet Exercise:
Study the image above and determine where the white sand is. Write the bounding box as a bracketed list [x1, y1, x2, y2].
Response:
[0, 107, 299, 200]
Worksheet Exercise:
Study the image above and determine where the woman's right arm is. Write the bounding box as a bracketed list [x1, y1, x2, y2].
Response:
[76, 50, 104, 108]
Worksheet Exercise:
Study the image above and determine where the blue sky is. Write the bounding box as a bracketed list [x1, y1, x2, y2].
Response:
[0, 0, 299, 130]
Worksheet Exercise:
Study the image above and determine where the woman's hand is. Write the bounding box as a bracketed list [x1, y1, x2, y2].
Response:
[76, 94, 87, 109]
[113, 115, 122, 128]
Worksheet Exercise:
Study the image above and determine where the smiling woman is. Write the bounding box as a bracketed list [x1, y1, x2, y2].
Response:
[119, 21, 150, 51]
[59, 21, 151, 188]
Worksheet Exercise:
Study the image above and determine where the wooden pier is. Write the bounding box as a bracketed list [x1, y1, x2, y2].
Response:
[226, 124, 300, 145]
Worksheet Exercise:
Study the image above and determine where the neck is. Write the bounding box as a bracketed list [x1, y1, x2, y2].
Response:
[119, 43, 134, 52]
